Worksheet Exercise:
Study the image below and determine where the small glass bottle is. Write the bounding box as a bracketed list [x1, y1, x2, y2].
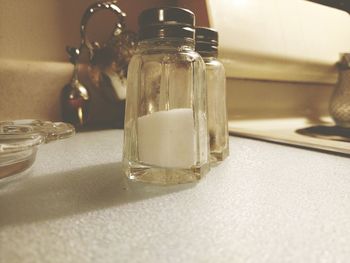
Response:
[329, 53, 350, 128]
[196, 27, 229, 163]
[123, 7, 210, 184]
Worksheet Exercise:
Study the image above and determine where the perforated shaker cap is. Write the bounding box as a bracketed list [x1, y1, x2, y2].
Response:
[138, 7, 195, 40]
[195, 27, 218, 53]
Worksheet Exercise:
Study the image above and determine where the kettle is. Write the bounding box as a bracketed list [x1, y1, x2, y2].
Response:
[62, 1, 137, 129]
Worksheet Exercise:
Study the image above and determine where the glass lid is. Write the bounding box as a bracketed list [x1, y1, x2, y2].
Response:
[0, 120, 75, 182]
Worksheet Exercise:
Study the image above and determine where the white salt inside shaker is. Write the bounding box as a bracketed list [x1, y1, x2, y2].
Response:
[137, 108, 195, 168]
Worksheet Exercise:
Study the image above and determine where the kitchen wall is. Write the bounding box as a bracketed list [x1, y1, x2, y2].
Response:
[0, 0, 209, 62]
[0, 0, 348, 122]
[207, 0, 349, 121]
[0, 0, 174, 121]
[0, 0, 178, 62]
[208, 0, 350, 83]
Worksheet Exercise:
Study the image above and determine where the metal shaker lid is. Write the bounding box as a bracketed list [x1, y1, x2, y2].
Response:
[138, 7, 195, 41]
[195, 27, 218, 53]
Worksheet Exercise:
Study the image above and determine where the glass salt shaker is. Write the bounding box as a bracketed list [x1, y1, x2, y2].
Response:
[123, 7, 210, 184]
[196, 27, 229, 163]
[329, 53, 350, 128]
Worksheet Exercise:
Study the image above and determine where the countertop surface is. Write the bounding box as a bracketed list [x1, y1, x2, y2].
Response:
[1, 130, 350, 263]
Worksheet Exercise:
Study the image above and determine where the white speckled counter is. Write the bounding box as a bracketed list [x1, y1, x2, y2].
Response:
[1, 130, 350, 263]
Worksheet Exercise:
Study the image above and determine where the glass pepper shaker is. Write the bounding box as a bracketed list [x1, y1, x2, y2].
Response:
[123, 7, 210, 184]
[196, 27, 229, 163]
[329, 53, 350, 128]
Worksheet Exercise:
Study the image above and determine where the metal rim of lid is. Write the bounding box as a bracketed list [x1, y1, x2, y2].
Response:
[138, 7, 195, 28]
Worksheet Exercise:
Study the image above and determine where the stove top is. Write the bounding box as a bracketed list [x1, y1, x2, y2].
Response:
[228, 117, 350, 155]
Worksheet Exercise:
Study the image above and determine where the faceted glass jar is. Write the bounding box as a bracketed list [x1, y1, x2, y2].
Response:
[329, 69, 350, 128]
[123, 38, 209, 184]
[201, 53, 229, 163]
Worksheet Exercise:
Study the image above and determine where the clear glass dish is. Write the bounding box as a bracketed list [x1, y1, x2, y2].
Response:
[0, 120, 75, 183]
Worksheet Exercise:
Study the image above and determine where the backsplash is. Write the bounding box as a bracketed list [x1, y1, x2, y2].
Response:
[0, 60, 71, 121]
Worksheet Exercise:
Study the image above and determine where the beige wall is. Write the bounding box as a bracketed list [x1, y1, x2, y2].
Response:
[226, 78, 333, 121]
[0, 0, 175, 62]
[0, 0, 175, 121]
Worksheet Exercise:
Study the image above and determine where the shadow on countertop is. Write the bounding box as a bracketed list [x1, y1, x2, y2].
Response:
[0, 162, 195, 227]
[296, 125, 350, 142]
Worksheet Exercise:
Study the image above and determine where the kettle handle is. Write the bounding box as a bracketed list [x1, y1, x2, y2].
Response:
[80, 1, 127, 52]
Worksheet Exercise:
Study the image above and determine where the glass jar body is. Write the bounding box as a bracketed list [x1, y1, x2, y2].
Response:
[123, 38, 209, 184]
[329, 69, 350, 128]
[202, 55, 229, 163]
